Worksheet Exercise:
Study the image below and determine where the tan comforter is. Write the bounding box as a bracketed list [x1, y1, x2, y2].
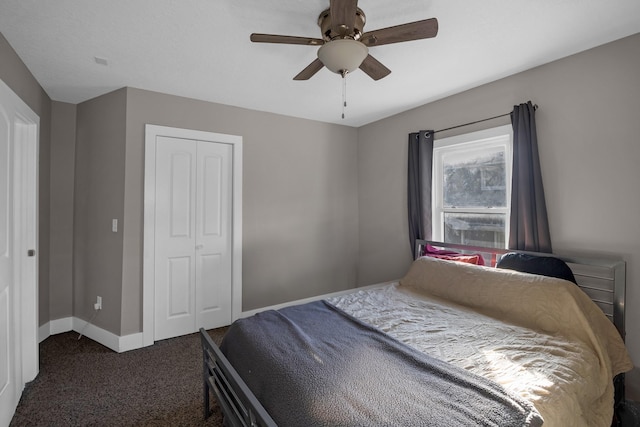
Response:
[328, 256, 633, 427]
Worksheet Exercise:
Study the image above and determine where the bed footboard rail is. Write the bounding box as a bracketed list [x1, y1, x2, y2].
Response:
[199, 328, 277, 427]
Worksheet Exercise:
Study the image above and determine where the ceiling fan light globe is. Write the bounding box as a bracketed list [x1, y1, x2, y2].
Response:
[317, 39, 368, 75]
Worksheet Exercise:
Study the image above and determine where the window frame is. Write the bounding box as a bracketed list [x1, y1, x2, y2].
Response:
[432, 125, 513, 248]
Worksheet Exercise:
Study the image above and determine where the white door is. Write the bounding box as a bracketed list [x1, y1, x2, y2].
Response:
[154, 137, 232, 341]
[0, 88, 16, 427]
[0, 79, 38, 427]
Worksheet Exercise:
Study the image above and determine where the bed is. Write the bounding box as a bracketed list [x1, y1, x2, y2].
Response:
[200, 240, 633, 426]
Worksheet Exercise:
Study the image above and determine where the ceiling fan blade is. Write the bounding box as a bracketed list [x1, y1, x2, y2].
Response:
[330, 0, 358, 36]
[250, 33, 324, 46]
[293, 58, 325, 80]
[361, 18, 438, 46]
[359, 54, 391, 80]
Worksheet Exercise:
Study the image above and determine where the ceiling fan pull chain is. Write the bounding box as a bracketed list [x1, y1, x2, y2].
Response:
[342, 72, 347, 119]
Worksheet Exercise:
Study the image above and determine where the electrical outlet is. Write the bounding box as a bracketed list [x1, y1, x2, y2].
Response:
[94, 296, 102, 311]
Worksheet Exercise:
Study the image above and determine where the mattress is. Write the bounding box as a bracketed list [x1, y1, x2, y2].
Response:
[327, 257, 633, 427]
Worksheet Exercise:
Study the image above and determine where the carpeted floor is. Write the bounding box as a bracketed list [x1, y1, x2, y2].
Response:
[10, 328, 228, 427]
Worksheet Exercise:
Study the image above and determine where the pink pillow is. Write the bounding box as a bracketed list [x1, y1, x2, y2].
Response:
[427, 254, 481, 265]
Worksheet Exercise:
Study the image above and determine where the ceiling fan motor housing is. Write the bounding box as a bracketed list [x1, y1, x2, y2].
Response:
[318, 7, 366, 40]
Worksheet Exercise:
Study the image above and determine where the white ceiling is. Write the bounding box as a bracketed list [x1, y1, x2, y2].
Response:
[1, 1, 639, 127]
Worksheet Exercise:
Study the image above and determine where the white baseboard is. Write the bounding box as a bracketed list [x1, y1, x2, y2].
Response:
[38, 317, 73, 342]
[38, 322, 50, 343]
[38, 317, 144, 353]
[115, 330, 144, 353]
[51, 317, 73, 335]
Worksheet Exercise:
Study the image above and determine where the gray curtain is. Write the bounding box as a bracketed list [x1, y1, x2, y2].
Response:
[407, 130, 434, 258]
[509, 101, 552, 252]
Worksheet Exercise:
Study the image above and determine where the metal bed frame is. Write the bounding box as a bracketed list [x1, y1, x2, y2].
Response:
[200, 240, 628, 426]
[200, 327, 276, 427]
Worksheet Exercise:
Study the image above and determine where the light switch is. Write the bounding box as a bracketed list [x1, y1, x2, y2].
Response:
[112, 219, 118, 233]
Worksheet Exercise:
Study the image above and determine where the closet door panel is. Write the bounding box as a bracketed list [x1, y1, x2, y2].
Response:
[195, 141, 232, 329]
[154, 137, 197, 340]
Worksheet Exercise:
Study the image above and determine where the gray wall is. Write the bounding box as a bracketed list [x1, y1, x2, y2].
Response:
[357, 33, 640, 400]
[122, 88, 359, 335]
[0, 33, 52, 325]
[74, 88, 127, 334]
[49, 101, 76, 319]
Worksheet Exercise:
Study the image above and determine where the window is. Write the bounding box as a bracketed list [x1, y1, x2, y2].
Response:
[432, 125, 513, 249]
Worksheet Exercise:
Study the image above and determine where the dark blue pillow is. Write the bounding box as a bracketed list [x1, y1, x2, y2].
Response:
[496, 253, 577, 284]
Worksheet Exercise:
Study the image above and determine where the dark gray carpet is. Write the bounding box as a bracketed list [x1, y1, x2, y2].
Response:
[10, 328, 227, 427]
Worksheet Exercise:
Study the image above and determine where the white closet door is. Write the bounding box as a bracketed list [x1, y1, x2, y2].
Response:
[154, 137, 233, 341]
[195, 141, 232, 329]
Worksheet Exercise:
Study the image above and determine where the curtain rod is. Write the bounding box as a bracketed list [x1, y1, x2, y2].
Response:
[433, 104, 538, 135]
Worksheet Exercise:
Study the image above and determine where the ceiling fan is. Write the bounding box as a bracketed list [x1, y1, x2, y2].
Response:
[250, 0, 438, 81]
